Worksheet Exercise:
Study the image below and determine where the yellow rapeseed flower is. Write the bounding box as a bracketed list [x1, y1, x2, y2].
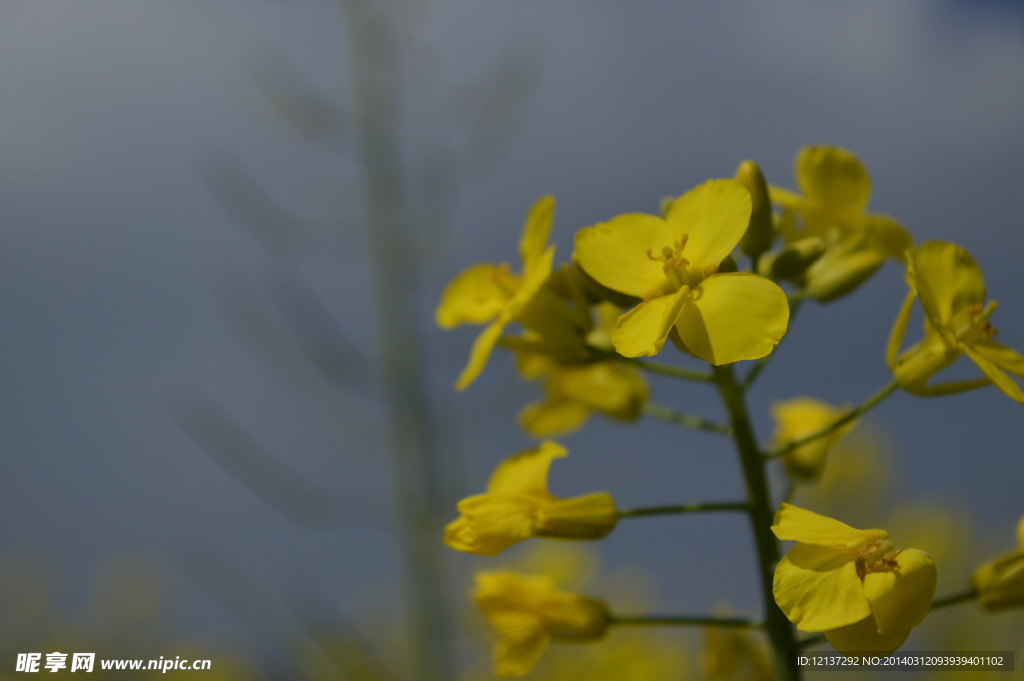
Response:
[444, 441, 618, 556]
[887, 241, 1024, 404]
[436, 196, 556, 390]
[473, 570, 609, 677]
[772, 504, 937, 655]
[972, 515, 1024, 612]
[771, 397, 856, 481]
[574, 179, 789, 363]
[770, 146, 912, 301]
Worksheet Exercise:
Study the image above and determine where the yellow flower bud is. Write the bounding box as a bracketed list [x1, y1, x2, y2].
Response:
[771, 397, 856, 481]
[971, 516, 1024, 612]
[443, 442, 618, 556]
[735, 160, 775, 260]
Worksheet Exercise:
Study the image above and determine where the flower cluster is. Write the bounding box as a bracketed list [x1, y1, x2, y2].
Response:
[436, 145, 1023, 677]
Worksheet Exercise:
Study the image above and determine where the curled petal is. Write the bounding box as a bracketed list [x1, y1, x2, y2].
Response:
[675, 274, 789, 365]
[610, 287, 691, 357]
[972, 339, 1024, 380]
[487, 441, 567, 496]
[443, 498, 536, 556]
[965, 346, 1024, 405]
[824, 614, 910, 657]
[773, 543, 870, 632]
[772, 504, 887, 548]
[519, 195, 555, 272]
[456, 318, 509, 391]
[862, 549, 937, 636]
[436, 263, 514, 329]
[911, 241, 986, 332]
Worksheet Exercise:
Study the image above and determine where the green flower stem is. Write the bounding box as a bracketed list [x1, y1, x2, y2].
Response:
[629, 358, 714, 382]
[713, 364, 801, 681]
[618, 501, 749, 518]
[795, 588, 979, 652]
[643, 402, 732, 435]
[764, 380, 899, 461]
[610, 615, 762, 628]
[742, 296, 805, 391]
[931, 587, 978, 610]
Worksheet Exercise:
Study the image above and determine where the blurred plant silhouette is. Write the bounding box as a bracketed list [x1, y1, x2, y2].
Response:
[169, 0, 538, 679]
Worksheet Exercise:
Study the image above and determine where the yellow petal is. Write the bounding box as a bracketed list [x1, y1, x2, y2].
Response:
[436, 263, 514, 329]
[574, 213, 674, 298]
[795, 146, 872, 218]
[456, 318, 508, 391]
[972, 339, 1024, 379]
[444, 497, 537, 556]
[665, 178, 751, 270]
[549, 362, 648, 418]
[519, 195, 555, 272]
[772, 504, 887, 548]
[509, 244, 557, 317]
[887, 290, 917, 369]
[773, 543, 870, 631]
[772, 397, 854, 481]
[824, 614, 910, 656]
[965, 346, 1024, 405]
[768, 184, 804, 210]
[487, 441, 567, 496]
[494, 630, 551, 677]
[861, 214, 913, 261]
[610, 288, 691, 358]
[911, 241, 986, 332]
[674, 273, 789, 365]
[862, 549, 937, 636]
[519, 400, 591, 438]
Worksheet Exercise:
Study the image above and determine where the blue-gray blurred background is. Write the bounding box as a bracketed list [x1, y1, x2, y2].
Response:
[2, 0, 1023, 677]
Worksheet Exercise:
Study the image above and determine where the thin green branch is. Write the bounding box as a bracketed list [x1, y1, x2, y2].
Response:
[618, 501, 748, 518]
[931, 587, 978, 611]
[611, 615, 762, 628]
[629, 358, 714, 382]
[764, 380, 899, 461]
[643, 402, 731, 435]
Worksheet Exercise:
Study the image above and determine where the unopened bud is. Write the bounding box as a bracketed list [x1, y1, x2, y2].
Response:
[770, 237, 827, 280]
[735, 160, 775, 259]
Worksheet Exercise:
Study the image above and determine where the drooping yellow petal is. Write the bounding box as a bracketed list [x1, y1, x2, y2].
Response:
[486, 440, 567, 496]
[886, 290, 917, 369]
[456, 317, 509, 391]
[494, 631, 551, 677]
[972, 339, 1024, 379]
[773, 543, 870, 632]
[861, 214, 913, 261]
[610, 287, 691, 358]
[509, 244, 557, 316]
[772, 503, 887, 548]
[519, 195, 555, 272]
[444, 496, 537, 556]
[795, 146, 872, 219]
[862, 549, 937, 636]
[436, 263, 515, 329]
[965, 346, 1024, 405]
[574, 213, 675, 298]
[665, 178, 752, 270]
[674, 273, 789, 365]
[519, 400, 591, 438]
[824, 614, 910, 657]
[911, 241, 986, 332]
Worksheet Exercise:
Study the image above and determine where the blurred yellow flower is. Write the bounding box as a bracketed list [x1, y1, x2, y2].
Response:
[444, 441, 618, 556]
[575, 179, 789, 363]
[770, 146, 912, 301]
[436, 195, 556, 390]
[518, 360, 648, 437]
[888, 241, 1024, 404]
[771, 396, 856, 481]
[701, 624, 772, 681]
[772, 504, 936, 655]
[473, 570, 609, 677]
[972, 516, 1024, 612]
